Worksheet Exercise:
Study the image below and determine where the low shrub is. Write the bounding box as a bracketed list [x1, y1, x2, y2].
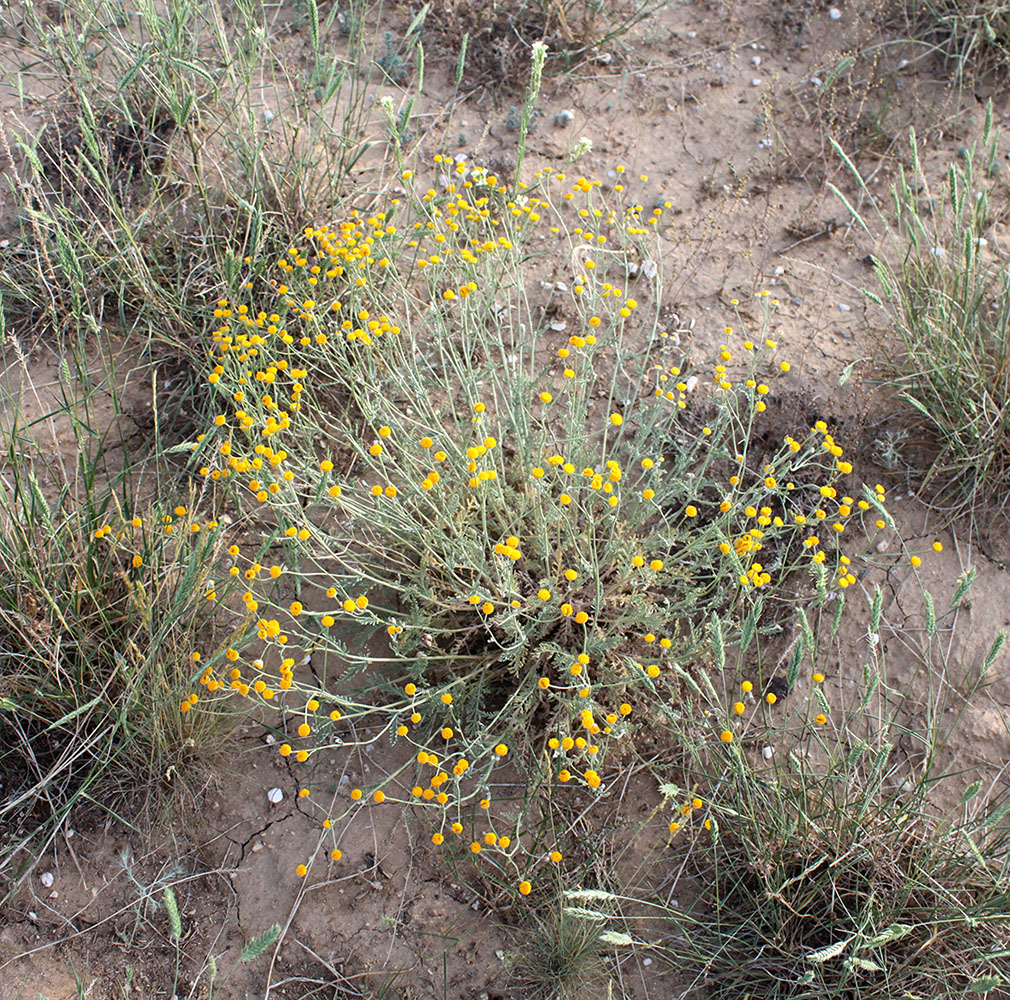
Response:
[173, 140, 898, 900]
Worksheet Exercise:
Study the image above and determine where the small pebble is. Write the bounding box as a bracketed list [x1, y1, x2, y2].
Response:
[875, 538, 889, 553]
[751, 78, 761, 87]
[762, 746, 775, 759]
[751, 56, 761, 68]
[643, 958, 653, 967]
[267, 787, 284, 804]
[829, 7, 841, 19]
[39, 872, 54, 888]
[838, 302, 851, 311]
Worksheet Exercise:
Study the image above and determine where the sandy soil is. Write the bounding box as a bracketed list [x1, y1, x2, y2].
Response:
[4, 1, 1010, 997]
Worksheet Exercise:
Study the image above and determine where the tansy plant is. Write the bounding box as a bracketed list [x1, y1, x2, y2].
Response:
[151, 146, 925, 901]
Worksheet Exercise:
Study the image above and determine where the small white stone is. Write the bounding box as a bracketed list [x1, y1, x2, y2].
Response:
[898, 59, 909, 69]
[875, 538, 889, 553]
[641, 259, 658, 280]
[267, 787, 284, 804]
[264, 733, 276, 745]
[686, 30, 696, 38]
[838, 302, 851, 311]
[751, 56, 761, 67]
[642, 958, 653, 967]
[810, 77, 823, 87]
[762, 746, 774, 759]
[751, 78, 761, 87]
[829, 7, 841, 19]
[39, 872, 54, 888]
